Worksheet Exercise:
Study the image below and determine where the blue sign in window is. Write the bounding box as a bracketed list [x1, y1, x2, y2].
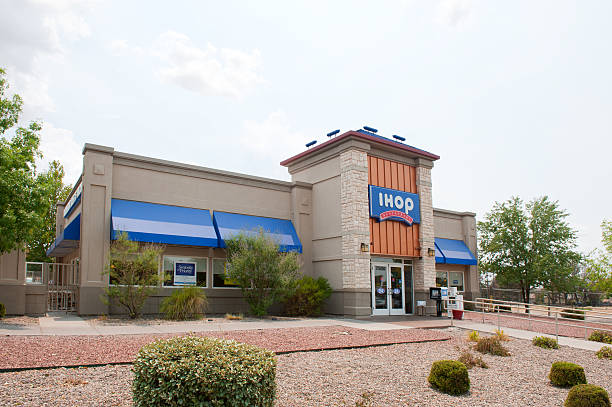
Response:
[368, 185, 421, 226]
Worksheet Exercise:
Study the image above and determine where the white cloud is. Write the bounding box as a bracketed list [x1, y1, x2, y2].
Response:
[242, 110, 304, 156]
[37, 122, 83, 185]
[436, 0, 474, 27]
[108, 39, 144, 57]
[0, 0, 95, 112]
[151, 31, 264, 99]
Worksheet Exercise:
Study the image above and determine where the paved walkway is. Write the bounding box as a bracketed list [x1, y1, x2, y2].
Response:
[1, 314, 429, 336]
[1, 314, 606, 351]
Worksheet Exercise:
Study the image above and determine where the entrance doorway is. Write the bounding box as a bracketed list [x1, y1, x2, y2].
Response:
[371, 262, 408, 315]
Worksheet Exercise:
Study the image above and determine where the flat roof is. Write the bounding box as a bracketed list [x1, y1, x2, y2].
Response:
[280, 129, 440, 166]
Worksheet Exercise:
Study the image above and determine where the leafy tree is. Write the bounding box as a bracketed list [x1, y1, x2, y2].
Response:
[225, 229, 300, 317]
[585, 220, 612, 297]
[478, 196, 580, 304]
[102, 232, 164, 318]
[0, 68, 71, 257]
[27, 160, 72, 262]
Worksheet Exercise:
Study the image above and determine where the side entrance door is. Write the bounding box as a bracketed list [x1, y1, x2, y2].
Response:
[371, 263, 405, 316]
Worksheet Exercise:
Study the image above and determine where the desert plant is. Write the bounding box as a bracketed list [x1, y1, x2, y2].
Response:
[532, 336, 559, 350]
[160, 286, 207, 320]
[561, 308, 586, 320]
[283, 275, 332, 317]
[225, 229, 300, 317]
[352, 392, 376, 407]
[596, 346, 612, 360]
[589, 331, 612, 345]
[132, 336, 276, 407]
[102, 232, 164, 319]
[564, 384, 610, 407]
[467, 330, 480, 342]
[428, 360, 470, 395]
[225, 313, 243, 320]
[475, 336, 510, 356]
[457, 348, 488, 369]
[549, 362, 587, 388]
[495, 328, 510, 341]
[0, 302, 5, 319]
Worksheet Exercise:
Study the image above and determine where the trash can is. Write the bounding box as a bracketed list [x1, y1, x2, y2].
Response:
[417, 300, 426, 316]
[452, 309, 464, 320]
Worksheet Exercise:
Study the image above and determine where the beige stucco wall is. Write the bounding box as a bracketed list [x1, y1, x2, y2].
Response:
[433, 208, 479, 302]
[76, 144, 313, 315]
[0, 250, 26, 314]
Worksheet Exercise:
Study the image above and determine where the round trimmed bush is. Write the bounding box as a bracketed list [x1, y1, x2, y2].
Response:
[132, 336, 276, 407]
[428, 360, 470, 395]
[532, 336, 559, 350]
[549, 362, 587, 388]
[565, 384, 610, 407]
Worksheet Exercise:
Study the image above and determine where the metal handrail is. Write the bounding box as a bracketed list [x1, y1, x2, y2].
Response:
[446, 298, 612, 342]
[475, 297, 612, 318]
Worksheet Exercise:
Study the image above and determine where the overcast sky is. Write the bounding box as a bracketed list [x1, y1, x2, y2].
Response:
[1, 0, 610, 254]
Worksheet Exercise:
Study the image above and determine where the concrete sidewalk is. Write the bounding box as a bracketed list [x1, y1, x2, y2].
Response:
[0, 314, 416, 336]
[453, 319, 604, 351]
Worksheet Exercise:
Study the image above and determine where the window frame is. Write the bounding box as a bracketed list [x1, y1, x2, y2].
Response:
[161, 255, 209, 288]
[211, 257, 240, 289]
[435, 270, 465, 293]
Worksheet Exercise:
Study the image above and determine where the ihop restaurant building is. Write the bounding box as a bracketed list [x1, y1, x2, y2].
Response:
[46, 127, 478, 316]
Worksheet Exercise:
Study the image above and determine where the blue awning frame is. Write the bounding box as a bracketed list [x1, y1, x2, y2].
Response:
[212, 211, 302, 253]
[434, 238, 477, 266]
[46, 214, 81, 257]
[111, 199, 219, 247]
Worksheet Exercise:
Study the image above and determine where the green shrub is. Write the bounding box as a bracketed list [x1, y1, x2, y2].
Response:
[596, 346, 612, 360]
[565, 384, 610, 407]
[532, 336, 559, 350]
[283, 276, 332, 317]
[132, 336, 276, 407]
[561, 308, 586, 320]
[428, 360, 470, 395]
[549, 362, 587, 388]
[160, 287, 208, 320]
[474, 336, 510, 356]
[589, 331, 612, 345]
[467, 330, 480, 342]
[0, 303, 5, 319]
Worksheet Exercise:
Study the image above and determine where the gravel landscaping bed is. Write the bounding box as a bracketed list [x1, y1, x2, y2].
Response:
[0, 326, 450, 370]
[1, 329, 609, 406]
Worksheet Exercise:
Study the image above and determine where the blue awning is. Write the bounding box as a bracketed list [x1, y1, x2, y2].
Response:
[212, 211, 302, 253]
[111, 199, 219, 247]
[435, 238, 477, 265]
[47, 214, 81, 257]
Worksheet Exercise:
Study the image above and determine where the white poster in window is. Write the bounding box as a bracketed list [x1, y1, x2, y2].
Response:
[174, 262, 196, 285]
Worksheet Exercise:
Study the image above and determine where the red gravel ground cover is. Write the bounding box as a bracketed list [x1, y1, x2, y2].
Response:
[0, 326, 450, 371]
[462, 310, 612, 339]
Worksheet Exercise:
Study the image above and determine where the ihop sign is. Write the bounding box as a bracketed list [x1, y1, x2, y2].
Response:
[368, 185, 421, 226]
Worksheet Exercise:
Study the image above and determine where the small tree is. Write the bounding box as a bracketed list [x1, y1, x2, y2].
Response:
[585, 220, 612, 297]
[225, 229, 300, 317]
[103, 232, 164, 318]
[478, 196, 580, 305]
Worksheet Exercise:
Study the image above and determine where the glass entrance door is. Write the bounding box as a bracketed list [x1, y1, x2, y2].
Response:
[371, 263, 405, 315]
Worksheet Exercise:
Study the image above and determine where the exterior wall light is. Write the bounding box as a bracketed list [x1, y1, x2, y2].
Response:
[361, 243, 369, 252]
[428, 248, 436, 257]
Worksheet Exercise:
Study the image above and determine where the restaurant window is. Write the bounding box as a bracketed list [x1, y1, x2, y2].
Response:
[162, 256, 207, 287]
[435, 270, 464, 292]
[212, 258, 239, 288]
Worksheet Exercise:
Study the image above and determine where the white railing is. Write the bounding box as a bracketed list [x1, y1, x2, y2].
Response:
[445, 297, 612, 342]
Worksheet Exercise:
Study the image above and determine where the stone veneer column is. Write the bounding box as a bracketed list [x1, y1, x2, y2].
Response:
[339, 149, 371, 316]
[413, 162, 436, 314]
